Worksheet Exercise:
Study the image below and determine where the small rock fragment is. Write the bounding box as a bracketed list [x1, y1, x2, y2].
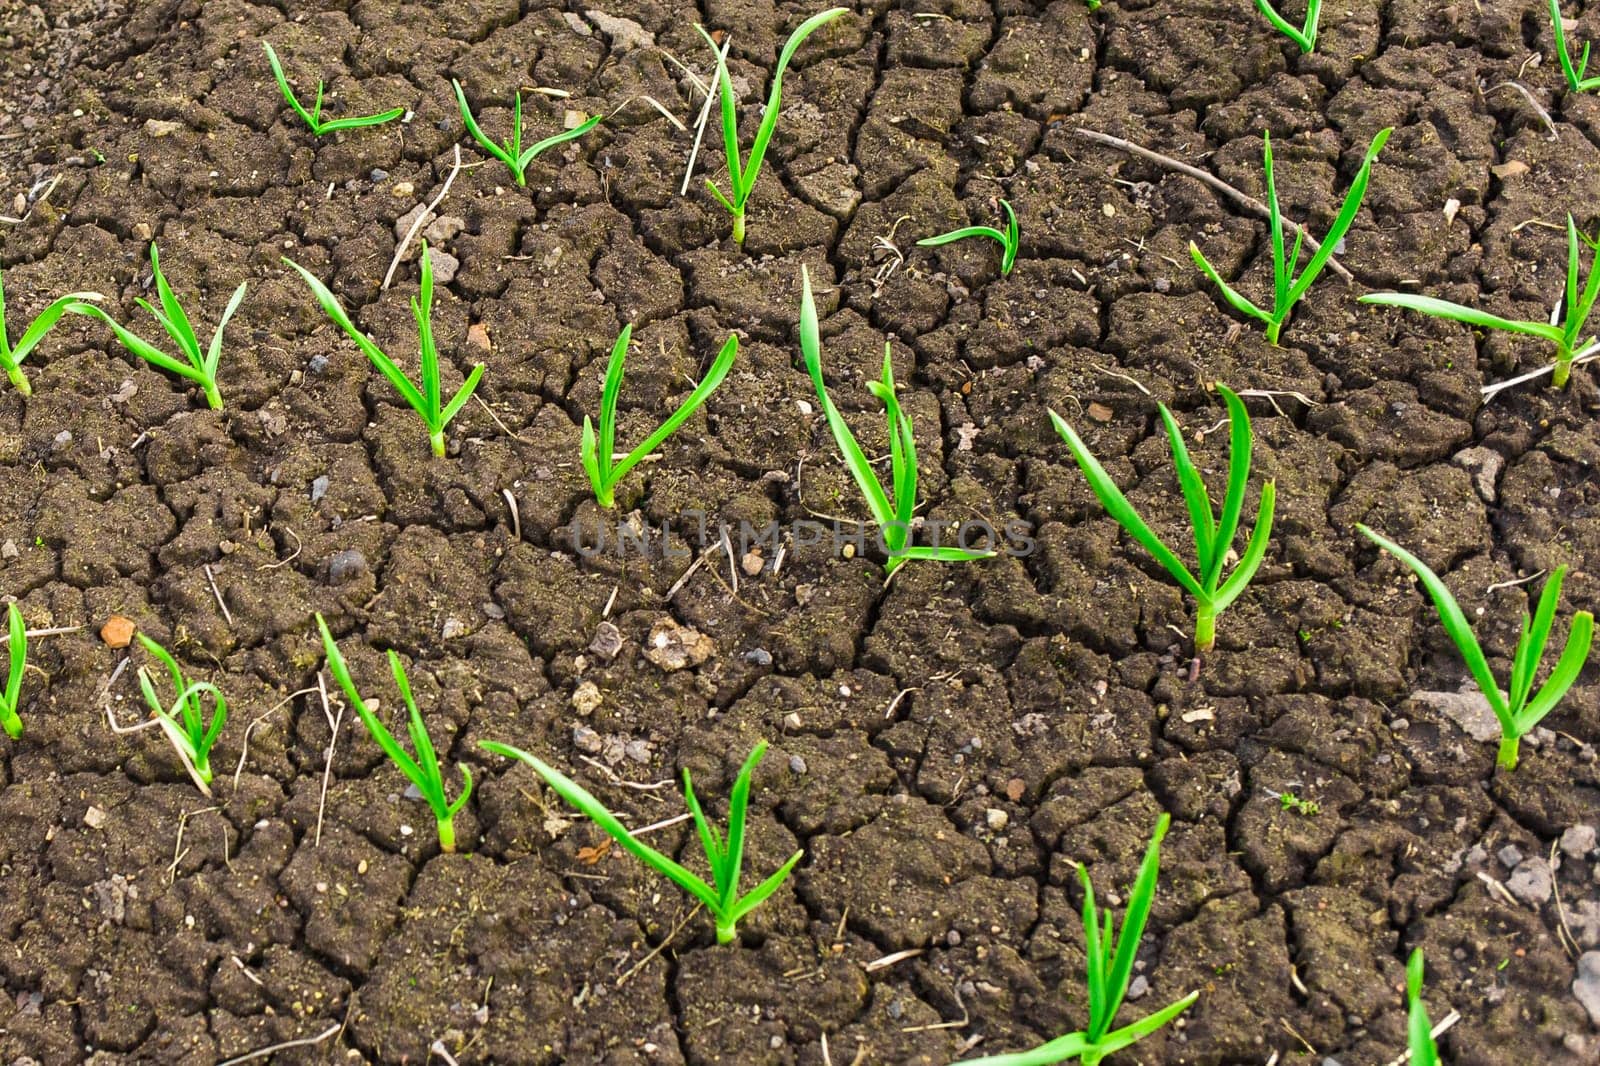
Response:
[143, 118, 183, 138]
[100, 615, 136, 648]
[1004, 778, 1025, 803]
[1574, 952, 1600, 1027]
[985, 808, 1008, 831]
[585, 9, 655, 51]
[572, 725, 603, 754]
[425, 247, 459, 284]
[1, 539, 17, 561]
[1452, 446, 1504, 504]
[423, 215, 465, 243]
[741, 551, 764, 576]
[1507, 858, 1554, 905]
[310, 475, 330, 503]
[644, 617, 715, 671]
[571, 681, 602, 716]
[588, 621, 623, 661]
[1087, 402, 1113, 423]
[466, 322, 492, 350]
[83, 806, 108, 829]
[1562, 825, 1597, 859]
[1410, 687, 1501, 743]
[328, 549, 369, 585]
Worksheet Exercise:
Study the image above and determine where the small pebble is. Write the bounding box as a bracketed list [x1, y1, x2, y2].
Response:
[370, 168, 388, 181]
[789, 755, 807, 775]
[100, 615, 136, 648]
[1497, 844, 1524, 868]
[310, 475, 329, 503]
[328, 549, 368, 585]
[744, 647, 772, 667]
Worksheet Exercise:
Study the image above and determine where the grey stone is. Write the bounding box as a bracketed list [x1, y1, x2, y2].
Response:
[328, 548, 368, 585]
[1507, 858, 1554, 905]
[310, 475, 329, 503]
[1410, 687, 1501, 743]
[1452, 446, 1505, 503]
[1574, 952, 1600, 1027]
[1562, 825, 1597, 859]
[1498, 844, 1525, 868]
[585, 9, 654, 51]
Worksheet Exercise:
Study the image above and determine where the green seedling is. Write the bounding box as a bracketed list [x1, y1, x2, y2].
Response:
[1361, 214, 1600, 389]
[0, 603, 25, 739]
[1407, 949, 1441, 1066]
[136, 634, 226, 795]
[66, 244, 244, 410]
[483, 739, 801, 945]
[1049, 384, 1275, 655]
[580, 325, 739, 508]
[451, 79, 601, 187]
[285, 242, 482, 457]
[917, 200, 1020, 276]
[263, 41, 404, 136]
[0, 266, 103, 397]
[696, 7, 848, 244]
[1358, 526, 1593, 771]
[960, 814, 1198, 1066]
[1192, 127, 1390, 345]
[1255, 0, 1322, 52]
[799, 266, 994, 575]
[1551, 0, 1600, 93]
[1278, 791, 1320, 816]
[317, 613, 473, 852]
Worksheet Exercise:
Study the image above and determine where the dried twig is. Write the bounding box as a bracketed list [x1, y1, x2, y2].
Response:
[204, 564, 234, 626]
[383, 145, 466, 291]
[216, 1022, 342, 1066]
[1074, 127, 1353, 283]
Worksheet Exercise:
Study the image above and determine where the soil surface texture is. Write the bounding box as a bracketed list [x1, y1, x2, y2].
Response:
[2, 0, 1599, 1064]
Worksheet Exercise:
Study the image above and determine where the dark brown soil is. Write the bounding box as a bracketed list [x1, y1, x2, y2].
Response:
[2, 0, 1598, 1063]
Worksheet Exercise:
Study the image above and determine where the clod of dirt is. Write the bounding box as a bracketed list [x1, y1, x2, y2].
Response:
[644, 618, 714, 671]
[1575, 952, 1600, 1027]
[99, 615, 134, 648]
[1410, 687, 1500, 742]
[583, 10, 653, 51]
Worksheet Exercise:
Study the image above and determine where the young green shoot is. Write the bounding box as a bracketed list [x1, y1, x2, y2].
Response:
[1255, 0, 1322, 52]
[451, 79, 601, 187]
[917, 200, 1020, 276]
[1048, 384, 1275, 655]
[263, 41, 404, 136]
[1551, 0, 1600, 93]
[482, 739, 801, 945]
[0, 266, 103, 397]
[959, 814, 1198, 1066]
[1358, 526, 1593, 771]
[696, 7, 848, 244]
[1361, 214, 1600, 389]
[1192, 127, 1390, 345]
[0, 603, 25, 739]
[285, 241, 482, 457]
[317, 613, 473, 852]
[580, 325, 739, 508]
[66, 244, 245, 411]
[1407, 949, 1442, 1066]
[1278, 791, 1320, 817]
[800, 266, 994, 575]
[136, 634, 226, 795]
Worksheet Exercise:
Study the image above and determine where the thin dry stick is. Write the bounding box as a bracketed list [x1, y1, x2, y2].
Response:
[1380, 1011, 1460, 1066]
[202, 564, 234, 626]
[616, 902, 703, 988]
[1486, 81, 1558, 141]
[383, 145, 466, 291]
[1, 624, 84, 644]
[314, 674, 345, 847]
[1481, 342, 1600, 401]
[216, 1021, 342, 1066]
[257, 526, 302, 571]
[1074, 127, 1354, 283]
[232, 686, 317, 788]
[680, 36, 732, 196]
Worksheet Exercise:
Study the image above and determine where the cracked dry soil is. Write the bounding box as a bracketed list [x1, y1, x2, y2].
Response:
[2, 0, 1600, 1063]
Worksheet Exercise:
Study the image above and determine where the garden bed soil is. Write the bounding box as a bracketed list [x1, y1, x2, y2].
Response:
[2, 0, 1599, 1063]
